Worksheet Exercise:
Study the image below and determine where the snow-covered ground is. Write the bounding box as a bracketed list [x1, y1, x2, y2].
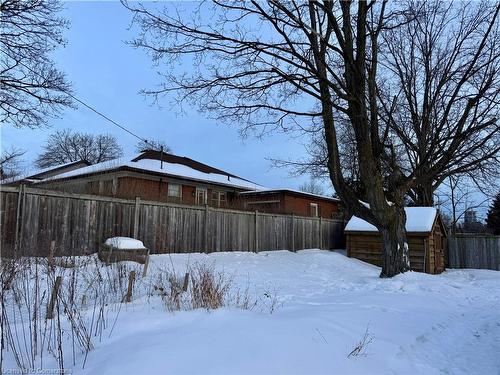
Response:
[3, 250, 500, 374]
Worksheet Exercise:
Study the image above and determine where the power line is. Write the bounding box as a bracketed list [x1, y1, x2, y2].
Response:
[67, 95, 146, 143]
[17, 60, 149, 143]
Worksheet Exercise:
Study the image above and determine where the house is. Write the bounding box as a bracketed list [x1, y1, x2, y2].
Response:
[10, 150, 342, 218]
[344, 207, 446, 274]
[26, 150, 261, 207]
[237, 189, 341, 219]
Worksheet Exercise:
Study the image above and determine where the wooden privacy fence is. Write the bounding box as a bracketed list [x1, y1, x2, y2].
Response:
[448, 235, 500, 271]
[0, 186, 344, 257]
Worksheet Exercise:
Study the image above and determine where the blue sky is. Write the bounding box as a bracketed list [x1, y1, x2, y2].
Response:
[1, 1, 494, 220]
[1, 1, 324, 192]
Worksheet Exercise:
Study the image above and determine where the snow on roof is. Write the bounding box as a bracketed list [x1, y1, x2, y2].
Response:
[0, 160, 88, 185]
[30, 160, 88, 178]
[40, 154, 265, 191]
[239, 188, 340, 201]
[105, 237, 146, 250]
[345, 207, 438, 233]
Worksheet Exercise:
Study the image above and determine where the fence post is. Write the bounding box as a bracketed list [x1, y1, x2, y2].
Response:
[13, 184, 25, 257]
[291, 214, 295, 252]
[204, 204, 210, 253]
[319, 217, 323, 250]
[133, 197, 141, 238]
[254, 210, 259, 253]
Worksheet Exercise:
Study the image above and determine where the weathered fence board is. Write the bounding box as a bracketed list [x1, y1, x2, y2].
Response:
[0, 186, 344, 257]
[448, 235, 500, 271]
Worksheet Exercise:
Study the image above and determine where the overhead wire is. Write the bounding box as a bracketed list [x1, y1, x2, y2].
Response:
[15, 60, 150, 144]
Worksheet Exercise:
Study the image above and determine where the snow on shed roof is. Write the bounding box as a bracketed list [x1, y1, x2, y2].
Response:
[345, 207, 438, 233]
[105, 237, 146, 250]
[40, 153, 265, 191]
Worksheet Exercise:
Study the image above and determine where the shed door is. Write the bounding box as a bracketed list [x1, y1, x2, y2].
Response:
[434, 228, 444, 274]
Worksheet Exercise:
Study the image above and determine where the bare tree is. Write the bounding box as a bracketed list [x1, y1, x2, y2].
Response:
[0, 0, 73, 129]
[135, 139, 172, 153]
[0, 147, 25, 179]
[125, 1, 500, 277]
[299, 178, 325, 196]
[35, 129, 123, 168]
[435, 175, 491, 234]
[274, 2, 500, 207]
[272, 118, 367, 199]
[380, 1, 500, 206]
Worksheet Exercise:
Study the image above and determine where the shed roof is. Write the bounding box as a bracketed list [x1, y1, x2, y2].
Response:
[345, 207, 438, 233]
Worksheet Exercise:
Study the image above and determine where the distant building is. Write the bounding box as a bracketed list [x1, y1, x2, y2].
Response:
[462, 208, 485, 233]
[238, 189, 340, 219]
[464, 209, 477, 225]
[3, 150, 341, 218]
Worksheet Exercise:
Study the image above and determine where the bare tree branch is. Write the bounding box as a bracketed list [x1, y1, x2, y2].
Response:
[0, 0, 73, 128]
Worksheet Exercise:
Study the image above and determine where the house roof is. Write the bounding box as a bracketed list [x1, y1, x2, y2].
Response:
[238, 188, 340, 202]
[132, 150, 244, 179]
[1, 160, 91, 185]
[27, 160, 91, 180]
[39, 151, 265, 191]
[345, 207, 438, 233]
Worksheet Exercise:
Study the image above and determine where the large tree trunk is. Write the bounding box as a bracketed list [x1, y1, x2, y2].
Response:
[379, 208, 411, 277]
[413, 182, 434, 206]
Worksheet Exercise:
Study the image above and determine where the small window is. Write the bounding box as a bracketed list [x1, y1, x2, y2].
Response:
[310, 203, 319, 217]
[196, 188, 207, 205]
[167, 183, 182, 203]
[211, 191, 219, 205]
[219, 192, 226, 206]
[168, 183, 182, 197]
[211, 191, 227, 207]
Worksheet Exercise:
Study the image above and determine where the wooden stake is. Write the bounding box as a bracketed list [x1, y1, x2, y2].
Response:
[48, 240, 56, 268]
[182, 272, 189, 292]
[124, 271, 136, 303]
[142, 250, 150, 277]
[106, 246, 114, 265]
[46, 276, 62, 320]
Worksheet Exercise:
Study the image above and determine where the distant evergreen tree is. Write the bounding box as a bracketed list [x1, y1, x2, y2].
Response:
[486, 192, 500, 235]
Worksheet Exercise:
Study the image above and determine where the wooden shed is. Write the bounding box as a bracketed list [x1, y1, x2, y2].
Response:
[345, 207, 446, 274]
